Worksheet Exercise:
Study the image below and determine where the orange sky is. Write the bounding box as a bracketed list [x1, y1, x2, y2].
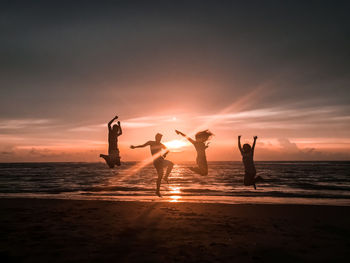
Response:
[1, 106, 349, 162]
[1, 86, 349, 162]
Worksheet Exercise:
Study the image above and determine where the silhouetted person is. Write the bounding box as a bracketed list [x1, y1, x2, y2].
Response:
[175, 129, 213, 176]
[130, 133, 174, 197]
[238, 135, 263, 189]
[100, 115, 122, 168]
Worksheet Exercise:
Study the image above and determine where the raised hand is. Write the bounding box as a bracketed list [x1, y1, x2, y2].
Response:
[130, 145, 135, 149]
[254, 136, 258, 140]
[117, 121, 120, 125]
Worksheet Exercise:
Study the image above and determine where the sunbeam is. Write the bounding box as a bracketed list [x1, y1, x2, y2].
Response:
[120, 85, 267, 180]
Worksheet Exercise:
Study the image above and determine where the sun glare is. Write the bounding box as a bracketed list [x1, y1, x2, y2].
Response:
[169, 195, 181, 202]
[164, 140, 189, 150]
[169, 186, 181, 194]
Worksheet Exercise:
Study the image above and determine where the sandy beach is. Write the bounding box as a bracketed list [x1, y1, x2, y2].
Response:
[0, 198, 349, 262]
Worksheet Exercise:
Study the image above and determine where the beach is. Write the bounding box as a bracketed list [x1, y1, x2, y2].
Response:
[1, 198, 349, 262]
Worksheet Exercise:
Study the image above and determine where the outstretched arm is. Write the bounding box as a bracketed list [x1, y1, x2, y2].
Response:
[130, 141, 151, 149]
[252, 136, 258, 153]
[238, 135, 243, 154]
[108, 115, 118, 131]
[117, 121, 122, 136]
[175, 130, 195, 144]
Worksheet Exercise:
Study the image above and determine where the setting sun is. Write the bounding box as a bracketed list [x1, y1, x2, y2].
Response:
[164, 140, 189, 150]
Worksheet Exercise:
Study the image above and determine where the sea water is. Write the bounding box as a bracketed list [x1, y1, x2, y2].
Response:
[0, 162, 349, 205]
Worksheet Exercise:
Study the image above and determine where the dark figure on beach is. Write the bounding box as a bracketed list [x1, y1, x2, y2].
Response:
[100, 116, 122, 168]
[175, 129, 213, 176]
[130, 133, 174, 197]
[238, 135, 263, 189]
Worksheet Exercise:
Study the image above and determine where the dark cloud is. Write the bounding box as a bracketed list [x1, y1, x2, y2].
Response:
[1, 1, 350, 120]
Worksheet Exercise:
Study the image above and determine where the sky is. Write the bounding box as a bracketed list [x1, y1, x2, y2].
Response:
[1, 0, 350, 162]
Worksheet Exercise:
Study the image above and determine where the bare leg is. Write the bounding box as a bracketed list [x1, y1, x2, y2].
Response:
[111, 154, 121, 166]
[189, 166, 208, 176]
[114, 149, 121, 166]
[100, 154, 108, 159]
[100, 154, 114, 168]
[163, 160, 174, 183]
[199, 166, 208, 176]
[189, 167, 201, 175]
[252, 176, 264, 190]
[244, 174, 255, 187]
[255, 175, 264, 183]
[154, 163, 163, 197]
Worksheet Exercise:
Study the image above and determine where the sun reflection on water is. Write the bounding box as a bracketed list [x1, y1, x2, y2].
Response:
[169, 195, 181, 202]
[168, 185, 182, 202]
[169, 186, 181, 194]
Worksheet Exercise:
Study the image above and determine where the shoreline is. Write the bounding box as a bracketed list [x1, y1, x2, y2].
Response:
[1, 198, 350, 262]
[0, 196, 350, 208]
[1, 194, 350, 206]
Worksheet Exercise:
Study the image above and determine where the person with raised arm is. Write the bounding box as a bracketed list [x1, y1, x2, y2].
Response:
[238, 135, 263, 189]
[100, 115, 122, 168]
[175, 129, 213, 176]
[130, 133, 174, 197]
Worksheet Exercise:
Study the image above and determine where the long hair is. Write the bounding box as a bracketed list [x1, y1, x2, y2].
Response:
[195, 129, 213, 142]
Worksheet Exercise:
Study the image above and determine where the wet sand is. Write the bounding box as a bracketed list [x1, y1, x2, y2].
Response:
[0, 198, 349, 262]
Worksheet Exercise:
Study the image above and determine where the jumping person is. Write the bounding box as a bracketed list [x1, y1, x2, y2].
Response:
[100, 115, 122, 168]
[130, 133, 174, 197]
[175, 129, 213, 176]
[238, 135, 263, 189]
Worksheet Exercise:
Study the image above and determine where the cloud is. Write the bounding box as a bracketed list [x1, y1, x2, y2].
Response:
[0, 118, 52, 129]
[68, 124, 105, 132]
[124, 115, 179, 127]
[274, 138, 341, 160]
[199, 105, 348, 122]
[199, 105, 350, 138]
[68, 115, 180, 130]
[121, 122, 155, 128]
[278, 138, 299, 152]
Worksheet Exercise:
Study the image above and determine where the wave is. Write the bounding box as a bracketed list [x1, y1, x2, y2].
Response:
[1, 162, 350, 205]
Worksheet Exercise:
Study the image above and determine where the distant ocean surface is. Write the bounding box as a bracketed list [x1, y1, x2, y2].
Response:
[0, 162, 350, 205]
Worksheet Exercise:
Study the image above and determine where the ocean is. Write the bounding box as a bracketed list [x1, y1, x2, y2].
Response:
[0, 161, 349, 205]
